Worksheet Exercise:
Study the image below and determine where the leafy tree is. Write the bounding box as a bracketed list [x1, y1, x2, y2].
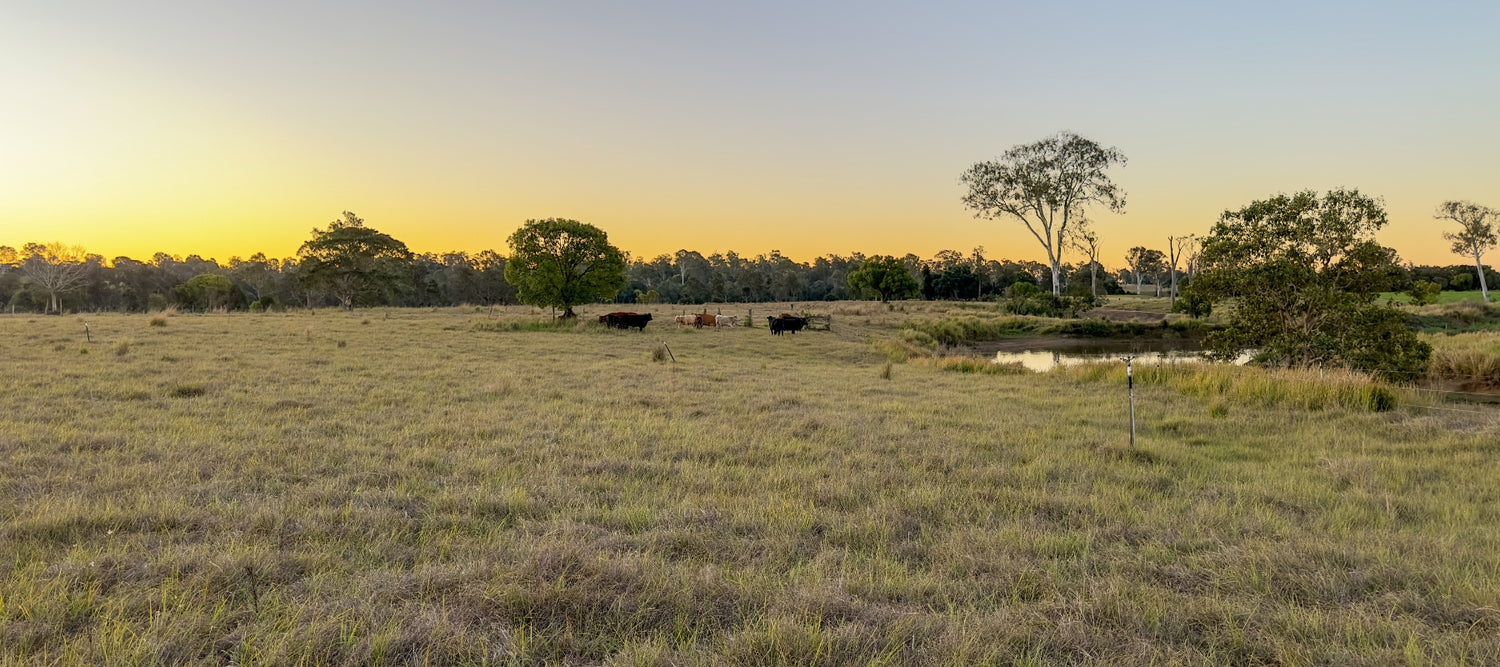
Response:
[1436, 200, 1497, 303]
[297, 212, 413, 309]
[1195, 189, 1429, 381]
[961, 131, 1126, 296]
[175, 273, 238, 311]
[504, 218, 626, 318]
[1407, 280, 1441, 306]
[19, 242, 90, 314]
[847, 255, 921, 302]
[1123, 246, 1163, 296]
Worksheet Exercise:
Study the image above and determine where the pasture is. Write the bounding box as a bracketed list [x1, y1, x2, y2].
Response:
[2, 304, 1499, 665]
[1382, 290, 1489, 305]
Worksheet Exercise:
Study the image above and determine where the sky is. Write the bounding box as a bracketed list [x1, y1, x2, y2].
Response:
[3, 1, 1497, 267]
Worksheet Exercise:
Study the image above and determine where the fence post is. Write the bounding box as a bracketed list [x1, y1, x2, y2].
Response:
[1122, 355, 1136, 448]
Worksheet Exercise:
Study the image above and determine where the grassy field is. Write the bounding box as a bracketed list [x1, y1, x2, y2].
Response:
[1381, 290, 1489, 305]
[3, 304, 1499, 664]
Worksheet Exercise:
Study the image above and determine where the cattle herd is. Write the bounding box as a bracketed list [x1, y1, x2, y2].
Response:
[596, 311, 811, 335]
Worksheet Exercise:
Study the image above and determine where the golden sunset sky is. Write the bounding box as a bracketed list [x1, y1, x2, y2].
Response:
[3, 2, 1497, 267]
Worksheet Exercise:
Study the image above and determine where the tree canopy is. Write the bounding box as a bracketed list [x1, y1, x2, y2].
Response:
[297, 212, 413, 309]
[503, 218, 626, 318]
[1195, 189, 1428, 381]
[961, 132, 1126, 296]
[847, 255, 921, 302]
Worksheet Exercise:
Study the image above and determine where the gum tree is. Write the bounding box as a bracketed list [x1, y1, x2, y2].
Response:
[19, 242, 90, 314]
[297, 212, 413, 309]
[504, 218, 626, 318]
[1436, 200, 1497, 303]
[961, 132, 1126, 296]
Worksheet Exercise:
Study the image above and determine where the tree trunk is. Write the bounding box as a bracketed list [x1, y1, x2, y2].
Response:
[1136, 272, 1142, 296]
[1090, 263, 1098, 297]
[1475, 253, 1491, 303]
[1050, 262, 1062, 297]
[1170, 268, 1179, 309]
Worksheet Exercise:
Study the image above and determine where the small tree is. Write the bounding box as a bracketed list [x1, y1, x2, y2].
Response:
[1071, 222, 1102, 297]
[19, 242, 89, 314]
[1166, 234, 1196, 308]
[1407, 280, 1441, 306]
[504, 218, 626, 318]
[297, 212, 413, 309]
[175, 274, 237, 311]
[1124, 246, 1164, 296]
[1436, 200, 1497, 303]
[847, 255, 921, 302]
[961, 132, 1127, 296]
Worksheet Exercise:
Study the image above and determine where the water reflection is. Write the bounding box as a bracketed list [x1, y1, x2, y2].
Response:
[994, 348, 1212, 373]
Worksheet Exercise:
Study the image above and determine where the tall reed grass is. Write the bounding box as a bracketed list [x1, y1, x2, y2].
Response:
[1055, 361, 1400, 412]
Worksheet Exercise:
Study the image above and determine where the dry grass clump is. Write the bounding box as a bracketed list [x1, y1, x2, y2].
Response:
[1057, 361, 1400, 412]
[112, 340, 131, 356]
[148, 317, 167, 327]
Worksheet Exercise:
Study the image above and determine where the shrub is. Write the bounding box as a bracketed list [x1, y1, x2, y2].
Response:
[1407, 280, 1441, 306]
[146, 293, 168, 312]
[1173, 284, 1214, 318]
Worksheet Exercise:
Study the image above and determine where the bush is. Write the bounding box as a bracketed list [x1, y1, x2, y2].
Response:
[146, 293, 168, 312]
[249, 295, 282, 313]
[1173, 284, 1214, 318]
[1407, 280, 1441, 306]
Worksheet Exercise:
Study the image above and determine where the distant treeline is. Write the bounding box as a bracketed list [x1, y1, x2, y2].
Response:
[0, 244, 1489, 313]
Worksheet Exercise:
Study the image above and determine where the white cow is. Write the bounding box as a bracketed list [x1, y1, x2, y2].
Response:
[715, 315, 738, 327]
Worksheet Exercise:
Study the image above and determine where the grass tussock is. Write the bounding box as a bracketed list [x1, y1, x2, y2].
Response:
[1056, 361, 1400, 412]
[148, 317, 167, 327]
[167, 383, 207, 398]
[112, 340, 131, 356]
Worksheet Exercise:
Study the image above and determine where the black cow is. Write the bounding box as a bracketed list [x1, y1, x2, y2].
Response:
[607, 312, 652, 331]
[767, 315, 808, 335]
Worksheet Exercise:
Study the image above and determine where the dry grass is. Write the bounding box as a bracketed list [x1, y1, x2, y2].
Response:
[2, 305, 1499, 664]
[1426, 331, 1500, 389]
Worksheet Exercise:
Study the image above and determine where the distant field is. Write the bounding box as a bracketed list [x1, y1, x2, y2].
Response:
[2, 305, 1498, 664]
[1382, 290, 1489, 305]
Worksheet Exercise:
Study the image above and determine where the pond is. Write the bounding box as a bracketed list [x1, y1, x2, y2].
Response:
[958, 337, 1244, 373]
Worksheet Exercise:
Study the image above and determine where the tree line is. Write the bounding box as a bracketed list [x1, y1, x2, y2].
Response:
[0, 225, 1129, 315]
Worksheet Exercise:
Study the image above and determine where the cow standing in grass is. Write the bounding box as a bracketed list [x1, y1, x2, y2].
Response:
[604, 312, 653, 331]
[767, 315, 808, 335]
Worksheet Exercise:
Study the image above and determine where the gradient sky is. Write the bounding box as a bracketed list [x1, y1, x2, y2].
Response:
[3, 1, 1497, 267]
